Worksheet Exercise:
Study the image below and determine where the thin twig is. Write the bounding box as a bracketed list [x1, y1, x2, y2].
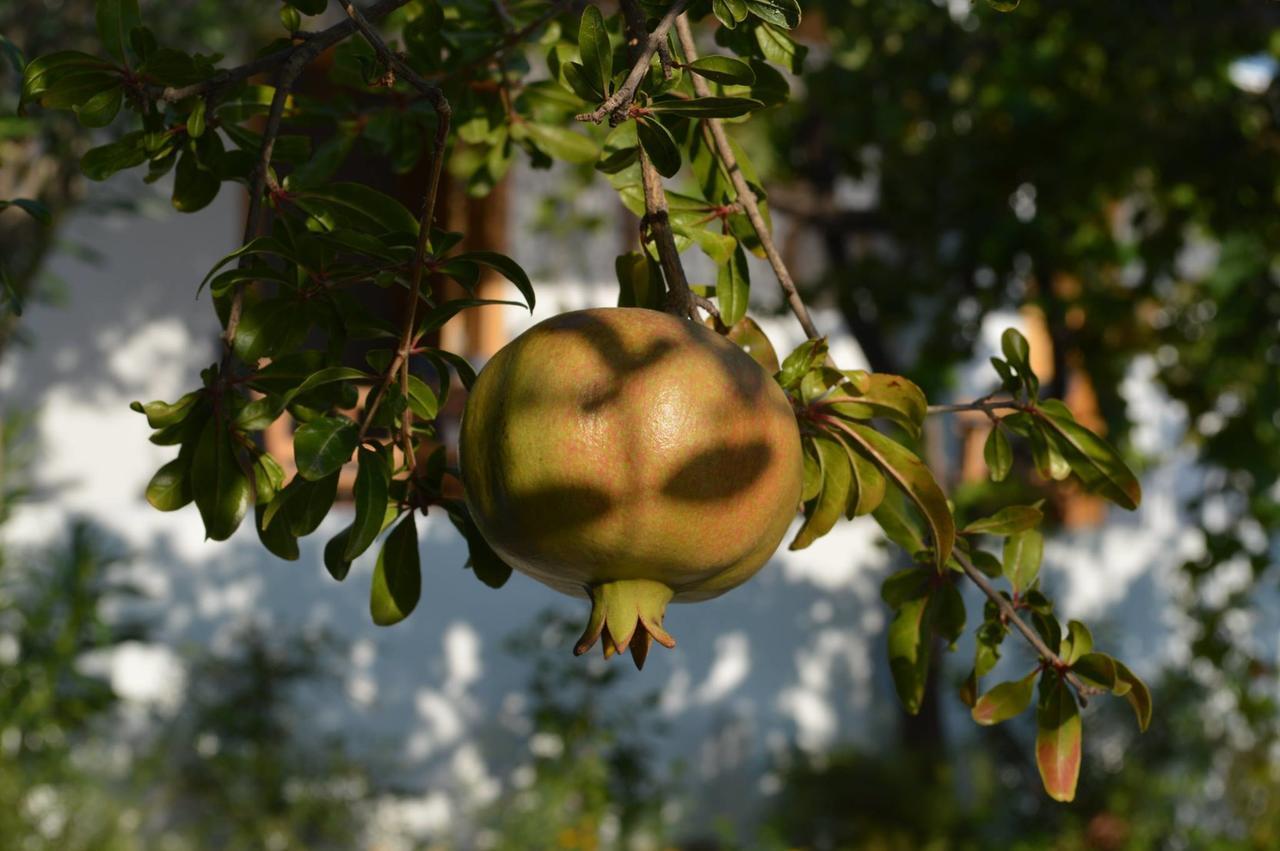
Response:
[927, 399, 1023, 415]
[575, 0, 692, 125]
[954, 550, 1097, 705]
[673, 16, 822, 341]
[339, 0, 451, 470]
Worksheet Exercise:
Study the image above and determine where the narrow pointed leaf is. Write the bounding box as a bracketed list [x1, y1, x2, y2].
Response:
[577, 5, 612, 97]
[717, 244, 750, 326]
[344, 447, 390, 561]
[191, 419, 250, 541]
[1037, 411, 1142, 510]
[789, 434, 852, 550]
[837, 421, 955, 570]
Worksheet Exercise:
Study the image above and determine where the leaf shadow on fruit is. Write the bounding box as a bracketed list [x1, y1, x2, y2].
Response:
[661, 441, 773, 503]
[503, 482, 616, 543]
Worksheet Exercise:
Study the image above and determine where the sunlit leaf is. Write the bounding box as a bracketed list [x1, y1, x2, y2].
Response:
[1003, 529, 1043, 593]
[1037, 410, 1142, 510]
[961, 504, 1043, 536]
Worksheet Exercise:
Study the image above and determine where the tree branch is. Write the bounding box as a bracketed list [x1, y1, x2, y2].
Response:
[339, 0, 452, 470]
[953, 549, 1097, 705]
[673, 16, 823, 341]
[157, 0, 411, 104]
[575, 0, 692, 125]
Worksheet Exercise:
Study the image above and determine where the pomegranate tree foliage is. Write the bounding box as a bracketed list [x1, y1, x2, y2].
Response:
[19, 0, 1151, 799]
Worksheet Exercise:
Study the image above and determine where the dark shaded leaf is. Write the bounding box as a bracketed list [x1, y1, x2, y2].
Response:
[345, 447, 390, 561]
[293, 415, 358, 481]
[191, 419, 250, 541]
[96, 0, 142, 63]
[636, 117, 681, 178]
[688, 55, 755, 85]
[984, 424, 1013, 482]
[577, 4, 612, 97]
[648, 96, 763, 118]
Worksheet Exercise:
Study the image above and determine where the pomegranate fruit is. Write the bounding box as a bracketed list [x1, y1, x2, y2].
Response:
[460, 307, 803, 668]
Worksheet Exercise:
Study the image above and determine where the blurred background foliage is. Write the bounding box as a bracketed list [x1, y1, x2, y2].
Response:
[2, 0, 1279, 847]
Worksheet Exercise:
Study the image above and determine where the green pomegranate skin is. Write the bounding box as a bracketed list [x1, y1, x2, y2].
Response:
[459, 307, 803, 605]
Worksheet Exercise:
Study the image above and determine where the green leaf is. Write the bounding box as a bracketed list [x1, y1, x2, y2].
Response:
[172, 145, 220, 213]
[1003, 529, 1043, 593]
[282, 366, 368, 404]
[288, 473, 339, 537]
[21, 51, 110, 103]
[776, 338, 827, 390]
[987, 0, 1021, 11]
[1114, 660, 1152, 732]
[186, 97, 206, 138]
[324, 525, 354, 581]
[1001, 328, 1032, 381]
[252, 451, 285, 504]
[293, 415, 358, 481]
[1036, 675, 1082, 802]
[888, 593, 932, 714]
[525, 122, 599, 165]
[1063, 619, 1093, 664]
[837, 421, 955, 570]
[800, 442, 821, 502]
[745, 0, 801, 28]
[448, 504, 514, 589]
[130, 391, 200, 428]
[969, 549, 1003, 578]
[789, 434, 852, 550]
[871, 479, 929, 556]
[712, 0, 749, 28]
[754, 22, 806, 73]
[75, 84, 123, 128]
[577, 5, 612, 98]
[293, 183, 417, 235]
[850, 373, 928, 438]
[191, 419, 251, 541]
[840, 433, 886, 518]
[291, 0, 328, 14]
[146, 458, 191, 511]
[648, 96, 763, 118]
[450, 250, 535, 310]
[636, 117, 681, 178]
[370, 513, 420, 626]
[255, 503, 299, 561]
[406, 375, 439, 421]
[345, 447, 390, 561]
[972, 668, 1037, 726]
[615, 251, 664, 310]
[688, 56, 756, 86]
[96, 0, 142, 63]
[984, 425, 1013, 482]
[961, 505, 1043, 536]
[717, 244, 750, 326]
[1071, 651, 1117, 691]
[81, 132, 147, 180]
[1037, 411, 1142, 510]
[196, 236, 295, 294]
